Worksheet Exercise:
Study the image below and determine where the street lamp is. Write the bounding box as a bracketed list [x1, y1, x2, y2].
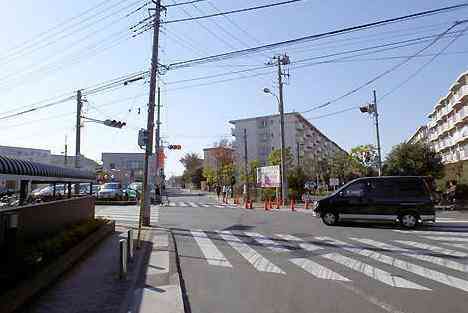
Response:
[263, 86, 288, 202]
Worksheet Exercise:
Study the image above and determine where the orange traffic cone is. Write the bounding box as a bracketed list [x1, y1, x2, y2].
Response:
[268, 198, 273, 210]
[244, 198, 249, 209]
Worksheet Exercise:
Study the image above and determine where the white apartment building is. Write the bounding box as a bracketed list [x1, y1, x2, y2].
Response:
[407, 125, 428, 145]
[229, 112, 345, 168]
[427, 71, 468, 164]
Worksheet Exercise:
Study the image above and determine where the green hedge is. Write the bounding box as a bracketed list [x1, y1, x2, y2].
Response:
[1, 218, 107, 295]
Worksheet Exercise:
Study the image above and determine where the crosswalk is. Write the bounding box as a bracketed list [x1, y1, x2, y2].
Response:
[177, 228, 468, 293]
[95, 206, 160, 224]
[166, 202, 238, 209]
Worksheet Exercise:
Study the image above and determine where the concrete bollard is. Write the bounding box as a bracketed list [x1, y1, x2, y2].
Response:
[119, 239, 128, 279]
[127, 230, 134, 261]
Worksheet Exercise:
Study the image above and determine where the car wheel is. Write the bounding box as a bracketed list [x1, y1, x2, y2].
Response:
[322, 211, 339, 226]
[400, 213, 418, 229]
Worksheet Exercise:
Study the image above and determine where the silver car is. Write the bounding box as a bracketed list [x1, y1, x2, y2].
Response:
[97, 182, 126, 200]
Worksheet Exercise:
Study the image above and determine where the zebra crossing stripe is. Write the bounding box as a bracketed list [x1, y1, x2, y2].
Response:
[275, 234, 322, 251]
[394, 230, 468, 237]
[393, 240, 468, 257]
[169, 202, 176, 207]
[318, 236, 468, 292]
[352, 238, 468, 273]
[217, 231, 285, 274]
[214, 205, 224, 208]
[422, 236, 468, 243]
[188, 202, 198, 207]
[321, 252, 429, 290]
[290, 258, 350, 281]
[179, 202, 188, 207]
[244, 232, 290, 252]
[200, 204, 210, 207]
[191, 230, 232, 267]
[442, 243, 468, 251]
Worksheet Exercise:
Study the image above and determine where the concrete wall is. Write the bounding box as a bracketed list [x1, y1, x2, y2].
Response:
[17, 196, 95, 240]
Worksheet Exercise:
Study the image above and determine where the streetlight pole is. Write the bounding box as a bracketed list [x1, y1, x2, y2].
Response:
[373, 90, 383, 176]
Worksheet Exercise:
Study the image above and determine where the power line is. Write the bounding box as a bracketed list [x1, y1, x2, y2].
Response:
[163, 0, 304, 24]
[308, 106, 361, 120]
[166, 0, 208, 7]
[379, 23, 468, 101]
[300, 21, 466, 113]
[0, 96, 75, 121]
[166, 3, 468, 69]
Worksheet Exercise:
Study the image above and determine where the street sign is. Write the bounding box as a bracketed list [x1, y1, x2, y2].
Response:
[256, 165, 280, 188]
[329, 178, 340, 187]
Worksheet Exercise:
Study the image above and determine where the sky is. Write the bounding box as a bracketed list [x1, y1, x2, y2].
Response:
[0, 0, 467, 176]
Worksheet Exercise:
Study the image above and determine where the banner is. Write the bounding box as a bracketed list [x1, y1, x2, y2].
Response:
[256, 165, 280, 188]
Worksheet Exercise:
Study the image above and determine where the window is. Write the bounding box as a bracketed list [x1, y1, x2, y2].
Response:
[343, 182, 366, 197]
[369, 180, 396, 198]
[397, 181, 426, 198]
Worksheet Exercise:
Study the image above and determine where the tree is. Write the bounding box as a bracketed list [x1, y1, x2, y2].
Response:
[268, 147, 293, 167]
[202, 166, 217, 190]
[350, 144, 378, 176]
[287, 166, 307, 198]
[180, 153, 204, 188]
[383, 142, 444, 178]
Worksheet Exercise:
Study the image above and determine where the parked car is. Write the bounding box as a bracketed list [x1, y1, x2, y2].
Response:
[97, 182, 127, 200]
[127, 182, 156, 202]
[31, 184, 69, 200]
[313, 176, 435, 229]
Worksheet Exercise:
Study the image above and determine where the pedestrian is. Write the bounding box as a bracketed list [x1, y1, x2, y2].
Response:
[222, 185, 227, 203]
[216, 185, 221, 202]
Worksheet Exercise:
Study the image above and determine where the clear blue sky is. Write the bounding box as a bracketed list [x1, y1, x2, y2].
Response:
[0, 0, 467, 176]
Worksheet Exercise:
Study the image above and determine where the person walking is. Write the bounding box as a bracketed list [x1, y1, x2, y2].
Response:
[216, 185, 221, 202]
[222, 185, 227, 203]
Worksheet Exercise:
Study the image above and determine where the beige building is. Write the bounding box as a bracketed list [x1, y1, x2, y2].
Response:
[407, 125, 428, 145]
[229, 112, 345, 168]
[427, 71, 468, 164]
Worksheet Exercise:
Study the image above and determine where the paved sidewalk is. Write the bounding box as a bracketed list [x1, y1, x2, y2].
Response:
[20, 226, 152, 313]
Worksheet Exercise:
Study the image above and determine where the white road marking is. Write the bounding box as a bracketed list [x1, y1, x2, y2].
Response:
[393, 240, 468, 258]
[436, 218, 468, 223]
[190, 230, 232, 267]
[178, 202, 188, 207]
[217, 231, 285, 274]
[442, 243, 468, 251]
[317, 236, 468, 292]
[290, 258, 350, 281]
[275, 234, 322, 251]
[188, 202, 198, 207]
[394, 230, 468, 237]
[422, 236, 468, 243]
[169, 202, 176, 207]
[351, 238, 468, 273]
[200, 204, 211, 207]
[214, 205, 224, 208]
[322, 253, 429, 290]
[244, 232, 291, 252]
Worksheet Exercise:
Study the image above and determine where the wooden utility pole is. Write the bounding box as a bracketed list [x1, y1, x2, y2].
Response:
[243, 128, 249, 201]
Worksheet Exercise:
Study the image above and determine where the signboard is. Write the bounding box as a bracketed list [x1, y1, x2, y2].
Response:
[256, 165, 280, 188]
[329, 178, 340, 187]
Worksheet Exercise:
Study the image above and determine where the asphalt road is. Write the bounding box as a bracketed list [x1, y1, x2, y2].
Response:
[97, 189, 468, 313]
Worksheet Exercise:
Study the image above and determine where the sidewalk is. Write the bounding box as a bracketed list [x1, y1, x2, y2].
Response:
[20, 226, 153, 313]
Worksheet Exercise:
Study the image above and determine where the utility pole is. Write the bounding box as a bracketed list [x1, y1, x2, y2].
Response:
[64, 135, 68, 166]
[373, 90, 383, 176]
[275, 54, 289, 202]
[75, 90, 82, 169]
[243, 128, 249, 201]
[139, 0, 162, 230]
[296, 142, 301, 166]
[154, 86, 162, 204]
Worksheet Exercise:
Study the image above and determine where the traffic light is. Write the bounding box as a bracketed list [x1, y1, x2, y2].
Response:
[138, 128, 148, 148]
[168, 144, 182, 150]
[104, 119, 126, 128]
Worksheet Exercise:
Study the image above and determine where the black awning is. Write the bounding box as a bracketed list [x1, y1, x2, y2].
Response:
[0, 155, 95, 181]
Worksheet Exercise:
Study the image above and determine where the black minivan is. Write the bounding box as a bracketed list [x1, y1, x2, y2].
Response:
[313, 176, 436, 229]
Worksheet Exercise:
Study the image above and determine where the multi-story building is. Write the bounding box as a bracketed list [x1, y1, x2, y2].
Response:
[229, 112, 345, 168]
[101, 153, 159, 185]
[407, 125, 428, 145]
[203, 147, 234, 170]
[427, 71, 468, 165]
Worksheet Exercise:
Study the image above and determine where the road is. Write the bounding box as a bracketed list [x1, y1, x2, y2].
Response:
[97, 188, 468, 313]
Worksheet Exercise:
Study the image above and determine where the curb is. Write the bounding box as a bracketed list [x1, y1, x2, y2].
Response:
[0, 220, 115, 313]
